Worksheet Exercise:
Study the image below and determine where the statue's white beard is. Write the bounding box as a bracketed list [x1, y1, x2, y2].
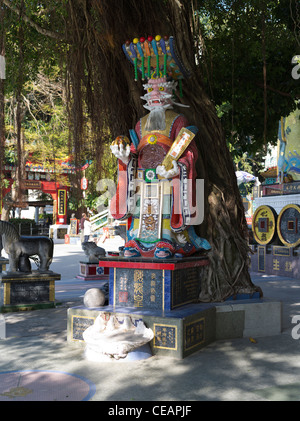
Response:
[144, 105, 170, 131]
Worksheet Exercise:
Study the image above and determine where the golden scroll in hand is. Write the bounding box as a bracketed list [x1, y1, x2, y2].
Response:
[160, 127, 195, 172]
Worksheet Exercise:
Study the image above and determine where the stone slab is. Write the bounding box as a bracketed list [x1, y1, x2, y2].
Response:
[0, 370, 96, 401]
[215, 299, 282, 339]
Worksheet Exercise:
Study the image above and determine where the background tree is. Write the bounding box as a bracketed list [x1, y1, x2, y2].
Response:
[60, 0, 260, 301]
[1, 0, 299, 301]
[196, 0, 299, 160]
[0, 0, 67, 217]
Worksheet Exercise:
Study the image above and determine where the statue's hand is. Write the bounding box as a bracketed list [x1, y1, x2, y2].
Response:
[176, 233, 187, 244]
[156, 160, 180, 179]
[110, 136, 131, 165]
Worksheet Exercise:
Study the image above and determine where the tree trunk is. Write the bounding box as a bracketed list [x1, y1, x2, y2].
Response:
[165, 0, 261, 301]
[64, 0, 261, 301]
[0, 76, 4, 220]
[0, 1, 5, 219]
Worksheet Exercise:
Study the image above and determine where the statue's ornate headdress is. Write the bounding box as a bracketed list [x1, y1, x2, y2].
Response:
[123, 35, 191, 95]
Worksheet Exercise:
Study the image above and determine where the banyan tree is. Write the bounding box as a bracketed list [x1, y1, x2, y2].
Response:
[63, 0, 262, 301]
[4, 0, 294, 301]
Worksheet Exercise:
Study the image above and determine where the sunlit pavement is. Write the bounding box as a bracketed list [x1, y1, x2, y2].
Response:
[0, 242, 299, 402]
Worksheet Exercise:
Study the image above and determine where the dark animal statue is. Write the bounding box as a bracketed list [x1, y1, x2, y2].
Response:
[82, 241, 106, 263]
[0, 221, 54, 273]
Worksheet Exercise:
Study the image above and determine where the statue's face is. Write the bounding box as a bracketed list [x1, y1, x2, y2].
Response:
[142, 77, 174, 109]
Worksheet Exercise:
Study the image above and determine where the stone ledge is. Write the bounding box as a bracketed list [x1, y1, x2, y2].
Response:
[216, 300, 282, 340]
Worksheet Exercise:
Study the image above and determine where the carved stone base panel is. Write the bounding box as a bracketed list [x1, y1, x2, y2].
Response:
[98, 256, 209, 312]
[77, 262, 109, 281]
[67, 298, 281, 359]
[0, 271, 61, 312]
[250, 245, 300, 279]
[67, 305, 215, 359]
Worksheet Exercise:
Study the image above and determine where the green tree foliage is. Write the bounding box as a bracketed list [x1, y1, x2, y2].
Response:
[5, 68, 69, 163]
[2, 0, 298, 207]
[0, 0, 117, 214]
[195, 0, 299, 158]
[0, 0, 299, 300]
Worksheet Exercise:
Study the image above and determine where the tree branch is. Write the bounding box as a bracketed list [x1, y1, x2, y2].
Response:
[2, 0, 66, 42]
[255, 82, 293, 98]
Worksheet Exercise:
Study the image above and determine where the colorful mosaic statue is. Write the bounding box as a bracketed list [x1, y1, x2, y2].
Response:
[110, 36, 211, 259]
[277, 108, 300, 183]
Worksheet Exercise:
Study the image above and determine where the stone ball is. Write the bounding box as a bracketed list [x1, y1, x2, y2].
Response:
[83, 288, 106, 308]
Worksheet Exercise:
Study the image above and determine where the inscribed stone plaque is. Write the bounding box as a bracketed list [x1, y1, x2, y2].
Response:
[184, 318, 205, 351]
[9, 281, 50, 305]
[57, 228, 68, 239]
[72, 316, 95, 341]
[273, 246, 291, 256]
[172, 267, 200, 308]
[258, 246, 265, 272]
[69, 219, 78, 235]
[114, 268, 163, 310]
[153, 324, 177, 350]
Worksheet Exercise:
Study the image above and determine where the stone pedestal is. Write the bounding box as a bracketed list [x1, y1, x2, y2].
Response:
[0, 271, 61, 312]
[70, 235, 81, 245]
[77, 262, 109, 281]
[68, 304, 215, 359]
[67, 256, 282, 359]
[102, 256, 209, 311]
[68, 256, 216, 359]
[67, 298, 282, 359]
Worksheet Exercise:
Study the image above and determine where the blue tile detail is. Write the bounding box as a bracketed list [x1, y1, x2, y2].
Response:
[109, 268, 115, 305]
[164, 270, 172, 311]
[225, 292, 261, 301]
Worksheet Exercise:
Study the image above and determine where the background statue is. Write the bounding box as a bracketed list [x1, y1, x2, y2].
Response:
[277, 109, 300, 183]
[82, 241, 106, 263]
[0, 221, 54, 273]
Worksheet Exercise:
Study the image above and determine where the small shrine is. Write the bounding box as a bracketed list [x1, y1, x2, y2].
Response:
[250, 107, 300, 278]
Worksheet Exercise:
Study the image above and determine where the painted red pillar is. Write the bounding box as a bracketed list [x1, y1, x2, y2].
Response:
[42, 182, 68, 225]
[56, 187, 68, 225]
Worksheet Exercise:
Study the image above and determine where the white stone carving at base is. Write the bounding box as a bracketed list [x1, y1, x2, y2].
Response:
[82, 315, 154, 362]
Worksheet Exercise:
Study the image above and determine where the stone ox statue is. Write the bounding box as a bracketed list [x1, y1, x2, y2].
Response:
[0, 221, 54, 273]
